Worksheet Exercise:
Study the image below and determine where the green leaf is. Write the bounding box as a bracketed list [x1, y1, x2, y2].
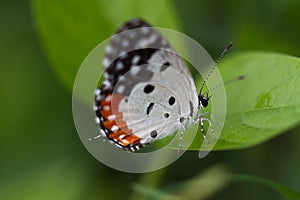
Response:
[132, 184, 180, 200]
[132, 165, 229, 200]
[187, 52, 300, 150]
[31, 0, 181, 91]
[132, 166, 300, 200]
[229, 174, 300, 200]
[171, 165, 229, 200]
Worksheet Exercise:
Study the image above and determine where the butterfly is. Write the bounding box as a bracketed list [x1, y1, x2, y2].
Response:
[94, 19, 230, 152]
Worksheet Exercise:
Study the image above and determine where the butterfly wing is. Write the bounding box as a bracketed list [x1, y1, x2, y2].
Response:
[95, 19, 199, 151]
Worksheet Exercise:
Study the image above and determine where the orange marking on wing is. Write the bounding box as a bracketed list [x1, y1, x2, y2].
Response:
[108, 131, 140, 147]
[117, 134, 140, 147]
[101, 109, 112, 118]
[108, 130, 124, 139]
[124, 135, 141, 145]
[100, 96, 112, 117]
[100, 93, 141, 147]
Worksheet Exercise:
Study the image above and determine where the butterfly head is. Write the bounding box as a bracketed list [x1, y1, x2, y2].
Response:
[198, 94, 211, 108]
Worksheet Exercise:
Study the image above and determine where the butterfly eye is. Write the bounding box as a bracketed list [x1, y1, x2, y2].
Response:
[202, 99, 208, 107]
[199, 95, 209, 108]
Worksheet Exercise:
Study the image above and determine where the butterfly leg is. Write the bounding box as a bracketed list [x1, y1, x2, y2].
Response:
[201, 116, 216, 139]
[177, 125, 187, 155]
[196, 111, 218, 141]
[201, 111, 221, 128]
[199, 117, 209, 143]
[200, 112, 222, 140]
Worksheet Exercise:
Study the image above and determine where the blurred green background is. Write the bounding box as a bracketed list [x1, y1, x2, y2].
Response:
[1, 0, 300, 199]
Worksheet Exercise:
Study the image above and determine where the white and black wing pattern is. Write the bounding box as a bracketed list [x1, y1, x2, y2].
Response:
[94, 19, 199, 152]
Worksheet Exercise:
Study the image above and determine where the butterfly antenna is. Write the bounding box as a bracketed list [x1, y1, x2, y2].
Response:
[203, 75, 245, 96]
[199, 42, 234, 94]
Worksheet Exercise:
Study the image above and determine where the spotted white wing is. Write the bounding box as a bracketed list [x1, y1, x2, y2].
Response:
[94, 19, 199, 152]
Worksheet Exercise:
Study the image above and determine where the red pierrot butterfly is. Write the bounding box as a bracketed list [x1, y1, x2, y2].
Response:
[94, 19, 234, 152]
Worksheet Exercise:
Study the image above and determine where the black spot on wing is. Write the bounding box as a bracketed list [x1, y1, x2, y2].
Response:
[146, 103, 154, 115]
[179, 117, 185, 123]
[144, 84, 155, 94]
[189, 101, 194, 117]
[150, 130, 158, 138]
[169, 96, 175, 106]
[160, 61, 170, 72]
